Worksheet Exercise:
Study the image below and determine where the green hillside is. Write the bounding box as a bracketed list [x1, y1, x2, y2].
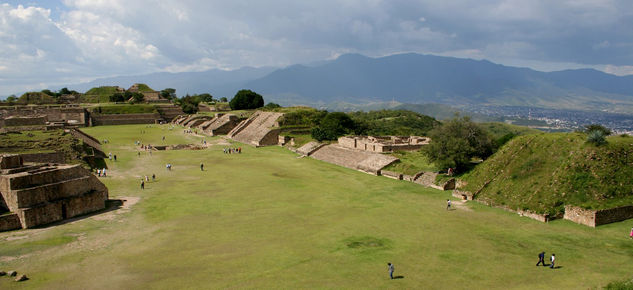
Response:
[461, 133, 633, 215]
[134, 83, 154, 92]
[85, 86, 121, 96]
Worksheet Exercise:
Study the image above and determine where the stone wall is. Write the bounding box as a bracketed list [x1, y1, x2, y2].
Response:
[19, 152, 65, 164]
[3, 115, 47, 127]
[337, 135, 428, 153]
[564, 205, 633, 227]
[0, 214, 21, 231]
[68, 128, 102, 152]
[0, 154, 23, 169]
[0, 106, 87, 126]
[381, 170, 403, 180]
[0, 163, 108, 230]
[90, 113, 161, 126]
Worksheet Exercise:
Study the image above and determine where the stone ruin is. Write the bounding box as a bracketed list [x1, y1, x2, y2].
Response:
[0, 154, 108, 232]
[338, 135, 430, 153]
[198, 113, 241, 136]
[227, 111, 284, 146]
[302, 143, 399, 175]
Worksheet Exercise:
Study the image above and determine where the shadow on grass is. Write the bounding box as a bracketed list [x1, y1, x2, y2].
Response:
[393, 275, 405, 279]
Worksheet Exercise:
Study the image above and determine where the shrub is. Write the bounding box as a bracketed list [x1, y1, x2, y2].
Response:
[586, 130, 607, 146]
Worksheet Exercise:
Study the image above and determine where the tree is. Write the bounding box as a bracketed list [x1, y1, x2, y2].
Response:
[219, 97, 228, 102]
[179, 94, 200, 114]
[128, 92, 145, 104]
[160, 88, 176, 100]
[584, 124, 611, 136]
[6, 95, 17, 102]
[109, 93, 126, 103]
[422, 116, 495, 171]
[229, 89, 264, 110]
[311, 112, 359, 141]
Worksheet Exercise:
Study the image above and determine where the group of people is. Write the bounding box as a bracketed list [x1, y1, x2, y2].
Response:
[183, 129, 196, 134]
[97, 168, 107, 177]
[166, 163, 173, 170]
[140, 174, 156, 190]
[223, 147, 241, 154]
[536, 252, 557, 269]
[108, 152, 117, 161]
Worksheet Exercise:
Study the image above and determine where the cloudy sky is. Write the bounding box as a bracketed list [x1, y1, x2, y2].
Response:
[1, 0, 632, 96]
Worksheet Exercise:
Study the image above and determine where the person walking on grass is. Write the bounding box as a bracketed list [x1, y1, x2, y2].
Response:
[200, 163, 204, 171]
[387, 263, 394, 279]
[550, 254, 556, 269]
[446, 199, 451, 210]
[141, 180, 145, 190]
[536, 251, 545, 266]
[630, 227, 633, 239]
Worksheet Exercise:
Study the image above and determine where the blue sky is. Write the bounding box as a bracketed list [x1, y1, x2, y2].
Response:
[1, 0, 632, 96]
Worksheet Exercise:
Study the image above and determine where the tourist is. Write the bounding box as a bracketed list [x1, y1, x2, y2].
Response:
[162, 136, 165, 141]
[114, 155, 117, 161]
[550, 254, 556, 269]
[141, 180, 145, 190]
[446, 199, 451, 210]
[200, 163, 204, 171]
[536, 251, 545, 266]
[145, 175, 149, 182]
[138, 152, 141, 157]
[102, 168, 106, 177]
[97, 168, 101, 177]
[629, 227, 633, 239]
[152, 174, 156, 181]
[108, 152, 112, 160]
[387, 263, 394, 279]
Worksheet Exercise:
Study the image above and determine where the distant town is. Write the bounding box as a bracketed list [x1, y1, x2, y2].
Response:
[470, 105, 633, 135]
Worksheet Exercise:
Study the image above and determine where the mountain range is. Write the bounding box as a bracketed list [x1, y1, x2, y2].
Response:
[67, 53, 633, 113]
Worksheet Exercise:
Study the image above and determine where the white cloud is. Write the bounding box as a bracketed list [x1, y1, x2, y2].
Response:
[1, 0, 633, 96]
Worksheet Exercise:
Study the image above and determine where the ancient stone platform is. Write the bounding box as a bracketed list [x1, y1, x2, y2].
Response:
[0, 154, 108, 231]
[227, 111, 284, 146]
[309, 144, 399, 175]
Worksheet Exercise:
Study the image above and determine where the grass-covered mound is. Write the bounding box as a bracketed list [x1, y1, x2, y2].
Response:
[461, 132, 633, 215]
[82, 86, 121, 103]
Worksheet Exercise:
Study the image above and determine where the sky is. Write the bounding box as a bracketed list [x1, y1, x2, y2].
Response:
[1, 0, 632, 96]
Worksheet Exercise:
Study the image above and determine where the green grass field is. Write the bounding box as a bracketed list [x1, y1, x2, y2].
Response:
[1, 124, 632, 289]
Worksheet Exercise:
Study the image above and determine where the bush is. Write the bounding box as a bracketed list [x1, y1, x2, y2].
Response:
[586, 130, 607, 146]
[263, 102, 281, 109]
[229, 90, 264, 110]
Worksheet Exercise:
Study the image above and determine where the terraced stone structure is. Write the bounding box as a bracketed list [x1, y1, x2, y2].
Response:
[198, 113, 241, 136]
[308, 144, 399, 175]
[228, 111, 284, 146]
[338, 135, 430, 153]
[0, 154, 108, 231]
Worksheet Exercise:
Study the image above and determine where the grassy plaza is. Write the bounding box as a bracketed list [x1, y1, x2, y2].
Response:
[0, 124, 632, 289]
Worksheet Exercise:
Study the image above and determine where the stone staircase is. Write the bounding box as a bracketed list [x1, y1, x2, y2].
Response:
[309, 144, 399, 175]
[199, 114, 241, 136]
[228, 111, 284, 146]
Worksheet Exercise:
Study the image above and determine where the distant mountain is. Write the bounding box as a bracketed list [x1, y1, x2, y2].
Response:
[65, 66, 277, 98]
[245, 53, 633, 113]
[61, 53, 633, 113]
